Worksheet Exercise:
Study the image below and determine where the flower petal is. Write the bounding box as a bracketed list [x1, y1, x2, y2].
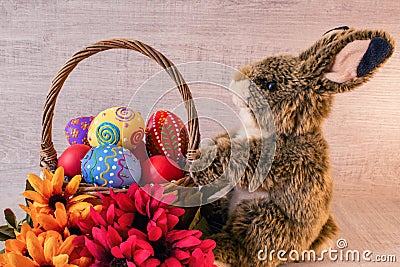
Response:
[128, 229, 148, 240]
[5, 253, 38, 267]
[166, 214, 179, 230]
[127, 183, 139, 198]
[107, 226, 123, 248]
[52, 254, 69, 266]
[120, 235, 136, 259]
[42, 179, 52, 200]
[197, 239, 216, 253]
[64, 175, 81, 199]
[160, 194, 176, 206]
[44, 235, 57, 263]
[68, 201, 92, 213]
[52, 167, 65, 195]
[27, 174, 45, 196]
[111, 246, 125, 259]
[204, 251, 215, 266]
[167, 230, 201, 243]
[189, 248, 204, 267]
[92, 227, 108, 249]
[153, 208, 165, 221]
[147, 222, 162, 241]
[135, 240, 154, 255]
[168, 207, 185, 217]
[151, 184, 164, 201]
[172, 236, 202, 249]
[85, 237, 108, 262]
[43, 168, 54, 182]
[112, 192, 135, 211]
[19, 222, 33, 238]
[22, 191, 48, 204]
[55, 202, 68, 227]
[58, 235, 77, 255]
[134, 190, 148, 216]
[26, 231, 46, 265]
[106, 204, 115, 225]
[172, 249, 190, 262]
[133, 249, 151, 265]
[5, 239, 26, 254]
[36, 214, 63, 232]
[163, 257, 183, 267]
[89, 206, 106, 226]
[142, 258, 161, 267]
[19, 204, 30, 214]
[118, 213, 134, 228]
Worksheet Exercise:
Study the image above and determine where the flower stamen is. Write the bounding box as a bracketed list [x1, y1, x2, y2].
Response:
[48, 194, 67, 210]
[110, 257, 128, 267]
[152, 239, 172, 262]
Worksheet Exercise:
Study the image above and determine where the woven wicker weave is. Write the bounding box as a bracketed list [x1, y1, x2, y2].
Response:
[39, 38, 201, 195]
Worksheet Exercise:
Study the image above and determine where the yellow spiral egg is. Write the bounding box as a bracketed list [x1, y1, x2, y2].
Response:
[88, 106, 145, 151]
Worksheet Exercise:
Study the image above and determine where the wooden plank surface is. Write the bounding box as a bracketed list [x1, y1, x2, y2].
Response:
[0, 0, 399, 263]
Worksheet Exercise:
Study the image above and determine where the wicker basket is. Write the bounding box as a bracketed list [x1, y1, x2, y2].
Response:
[39, 38, 201, 196]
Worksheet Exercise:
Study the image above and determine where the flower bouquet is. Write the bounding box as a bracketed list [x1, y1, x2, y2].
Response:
[0, 167, 216, 266]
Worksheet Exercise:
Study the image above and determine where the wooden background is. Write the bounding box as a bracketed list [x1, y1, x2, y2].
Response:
[0, 0, 399, 265]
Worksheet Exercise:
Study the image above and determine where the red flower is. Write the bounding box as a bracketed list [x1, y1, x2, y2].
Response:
[76, 225, 158, 267]
[144, 229, 217, 267]
[84, 184, 185, 242]
[134, 184, 185, 241]
[73, 183, 217, 266]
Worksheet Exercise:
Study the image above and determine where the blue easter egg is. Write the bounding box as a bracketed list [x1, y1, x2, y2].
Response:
[81, 144, 141, 188]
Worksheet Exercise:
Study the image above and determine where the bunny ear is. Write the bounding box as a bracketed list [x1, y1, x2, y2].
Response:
[300, 28, 394, 92]
[324, 37, 392, 83]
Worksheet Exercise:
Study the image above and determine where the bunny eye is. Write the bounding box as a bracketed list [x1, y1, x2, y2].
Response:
[267, 81, 278, 92]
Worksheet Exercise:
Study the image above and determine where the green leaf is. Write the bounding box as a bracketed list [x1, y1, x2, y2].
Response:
[25, 179, 34, 191]
[188, 207, 202, 230]
[4, 209, 17, 229]
[0, 232, 12, 241]
[0, 225, 15, 240]
[0, 248, 5, 254]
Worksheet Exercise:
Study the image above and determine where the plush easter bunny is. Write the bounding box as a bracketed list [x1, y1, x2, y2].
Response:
[190, 27, 394, 267]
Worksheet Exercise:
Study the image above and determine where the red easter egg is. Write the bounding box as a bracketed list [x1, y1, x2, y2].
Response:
[141, 155, 184, 184]
[131, 140, 149, 163]
[145, 110, 188, 164]
[57, 144, 91, 179]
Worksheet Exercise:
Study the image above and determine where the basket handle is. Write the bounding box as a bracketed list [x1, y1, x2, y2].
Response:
[40, 38, 200, 171]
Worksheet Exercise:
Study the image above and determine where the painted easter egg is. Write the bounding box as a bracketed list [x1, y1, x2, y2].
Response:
[81, 144, 141, 188]
[88, 106, 145, 151]
[141, 155, 184, 185]
[64, 116, 94, 145]
[57, 144, 91, 179]
[145, 110, 189, 164]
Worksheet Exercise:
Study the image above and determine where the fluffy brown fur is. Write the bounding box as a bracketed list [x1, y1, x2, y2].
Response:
[190, 28, 394, 266]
